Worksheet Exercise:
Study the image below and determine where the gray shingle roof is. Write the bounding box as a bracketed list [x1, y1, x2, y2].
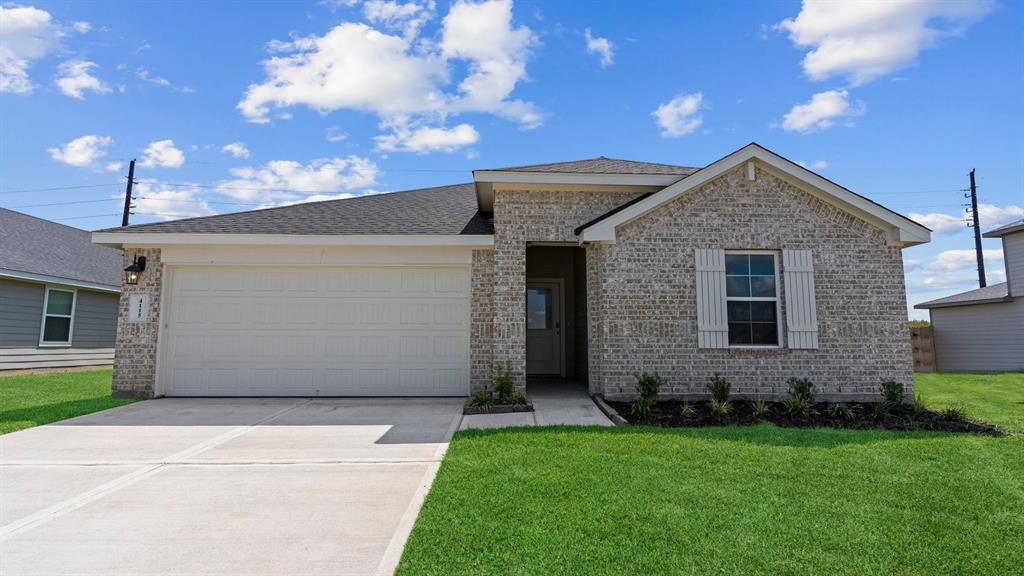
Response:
[98, 183, 493, 235]
[0, 208, 122, 288]
[914, 282, 1011, 309]
[482, 156, 698, 175]
[983, 218, 1024, 238]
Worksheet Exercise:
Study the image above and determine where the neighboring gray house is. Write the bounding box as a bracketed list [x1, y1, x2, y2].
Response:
[92, 143, 931, 399]
[915, 219, 1024, 371]
[1, 208, 122, 370]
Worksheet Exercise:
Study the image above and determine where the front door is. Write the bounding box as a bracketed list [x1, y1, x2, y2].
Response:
[526, 281, 562, 375]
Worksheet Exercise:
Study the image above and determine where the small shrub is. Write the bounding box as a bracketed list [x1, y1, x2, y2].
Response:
[636, 372, 664, 402]
[941, 404, 967, 422]
[707, 374, 731, 403]
[631, 396, 656, 421]
[750, 400, 770, 420]
[880, 380, 905, 407]
[505, 391, 529, 406]
[786, 377, 815, 403]
[874, 400, 893, 420]
[679, 402, 698, 420]
[493, 363, 516, 402]
[783, 396, 817, 419]
[709, 399, 733, 418]
[468, 388, 495, 409]
[827, 402, 857, 421]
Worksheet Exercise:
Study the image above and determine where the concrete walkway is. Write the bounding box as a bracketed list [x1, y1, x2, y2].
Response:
[0, 397, 463, 576]
[460, 380, 613, 430]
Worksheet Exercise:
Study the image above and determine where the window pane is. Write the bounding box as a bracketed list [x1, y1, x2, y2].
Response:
[46, 290, 74, 315]
[527, 288, 551, 330]
[725, 254, 749, 275]
[750, 301, 777, 322]
[751, 322, 779, 345]
[749, 254, 775, 276]
[43, 316, 71, 342]
[751, 276, 776, 297]
[727, 301, 751, 322]
[728, 322, 752, 345]
[726, 276, 750, 297]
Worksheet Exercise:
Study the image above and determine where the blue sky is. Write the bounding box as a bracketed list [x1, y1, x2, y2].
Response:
[1, 0, 1021, 317]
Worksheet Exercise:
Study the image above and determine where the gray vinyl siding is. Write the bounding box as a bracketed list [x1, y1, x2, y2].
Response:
[0, 278, 45, 347]
[1003, 231, 1024, 297]
[0, 278, 118, 349]
[931, 298, 1024, 372]
[71, 290, 118, 348]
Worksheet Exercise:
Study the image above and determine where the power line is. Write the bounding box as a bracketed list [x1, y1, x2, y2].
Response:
[4, 198, 116, 209]
[0, 183, 123, 195]
[52, 212, 122, 221]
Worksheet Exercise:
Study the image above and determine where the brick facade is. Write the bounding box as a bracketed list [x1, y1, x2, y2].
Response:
[470, 248, 495, 392]
[112, 248, 162, 397]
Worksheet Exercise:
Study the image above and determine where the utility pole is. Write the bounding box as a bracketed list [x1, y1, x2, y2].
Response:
[121, 159, 136, 227]
[967, 168, 986, 288]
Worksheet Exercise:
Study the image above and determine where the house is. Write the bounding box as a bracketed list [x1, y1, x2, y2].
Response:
[915, 219, 1024, 371]
[0, 208, 122, 370]
[92, 143, 930, 400]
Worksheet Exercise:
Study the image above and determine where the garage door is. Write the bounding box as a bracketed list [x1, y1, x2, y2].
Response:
[161, 266, 470, 396]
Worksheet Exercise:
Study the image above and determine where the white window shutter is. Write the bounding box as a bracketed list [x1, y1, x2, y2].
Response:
[695, 248, 729, 348]
[783, 249, 819, 349]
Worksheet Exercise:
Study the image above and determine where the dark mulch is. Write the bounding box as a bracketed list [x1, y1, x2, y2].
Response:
[463, 402, 535, 415]
[605, 399, 1004, 436]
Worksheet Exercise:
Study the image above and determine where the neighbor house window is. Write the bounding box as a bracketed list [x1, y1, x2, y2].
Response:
[40, 287, 76, 346]
[725, 252, 780, 346]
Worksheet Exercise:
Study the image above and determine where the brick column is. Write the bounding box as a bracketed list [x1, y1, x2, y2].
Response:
[493, 236, 527, 390]
[112, 248, 163, 397]
[470, 249, 495, 392]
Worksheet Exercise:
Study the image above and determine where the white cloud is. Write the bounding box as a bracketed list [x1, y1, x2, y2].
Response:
[907, 248, 1005, 290]
[364, 0, 435, 39]
[781, 89, 862, 133]
[652, 92, 703, 137]
[105, 161, 123, 173]
[325, 126, 347, 142]
[0, 5, 62, 94]
[140, 139, 185, 168]
[132, 180, 216, 221]
[55, 60, 110, 99]
[135, 66, 195, 93]
[776, 0, 994, 85]
[216, 156, 379, 204]
[238, 0, 539, 152]
[221, 142, 250, 159]
[72, 21, 91, 34]
[47, 135, 113, 167]
[909, 203, 1023, 236]
[798, 159, 829, 170]
[375, 122, 479, 153]
[584, 28, 614, 67]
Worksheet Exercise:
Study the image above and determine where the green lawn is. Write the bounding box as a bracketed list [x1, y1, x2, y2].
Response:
[915, 372, 1024, 434]
[0, 369, 138, 434]
[399, 374, 1024, 576]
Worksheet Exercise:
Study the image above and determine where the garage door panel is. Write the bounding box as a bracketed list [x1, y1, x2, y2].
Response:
[164, 266, 470, 397]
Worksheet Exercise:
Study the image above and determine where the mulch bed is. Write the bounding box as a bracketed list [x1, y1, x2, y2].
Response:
[463, 402, 535, 415]
[605, 399, 1004, 436]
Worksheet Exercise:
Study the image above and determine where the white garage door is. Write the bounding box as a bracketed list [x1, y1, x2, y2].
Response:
[161, 266, 470, 396]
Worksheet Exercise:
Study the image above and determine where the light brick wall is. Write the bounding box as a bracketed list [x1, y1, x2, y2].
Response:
[595, 165, 913, 400]
[111, 247, 162, 397]
[492, 188, 644, 389]
[470, 248, 495, 392]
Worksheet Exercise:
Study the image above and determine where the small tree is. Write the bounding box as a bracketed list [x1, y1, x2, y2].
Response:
[631, 372, 663, 421]
[493, 362, 516, 403]
[707, 373, 731, 403]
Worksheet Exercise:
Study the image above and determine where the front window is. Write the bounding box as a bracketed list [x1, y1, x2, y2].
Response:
[41, 288, 75, 345]
[725, 252, 779, 346]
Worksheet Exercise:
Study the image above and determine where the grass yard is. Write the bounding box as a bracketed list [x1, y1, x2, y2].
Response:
[915, 372, 1024, 434]
[0, 368, 138, 434]
[399, 373, 1024, 576]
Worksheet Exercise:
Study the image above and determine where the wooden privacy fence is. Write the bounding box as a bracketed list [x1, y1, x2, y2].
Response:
[910, 326, 936, 373]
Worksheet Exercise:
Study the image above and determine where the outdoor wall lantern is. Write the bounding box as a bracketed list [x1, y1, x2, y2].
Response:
[124, 255, 147, 285]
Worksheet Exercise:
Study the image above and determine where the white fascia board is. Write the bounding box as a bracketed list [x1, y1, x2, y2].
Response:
[472, 171, 685, 212]
[0, 269, 120, 293]
[580, 144, 932, 247]
[92, 232, 495, 249]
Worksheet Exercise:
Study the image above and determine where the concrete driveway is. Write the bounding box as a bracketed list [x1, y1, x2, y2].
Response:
[0, 397, 464, 576]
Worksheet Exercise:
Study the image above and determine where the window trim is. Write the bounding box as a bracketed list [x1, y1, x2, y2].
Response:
[39, 286, 77, 347]
[724, 250, 783, 349]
